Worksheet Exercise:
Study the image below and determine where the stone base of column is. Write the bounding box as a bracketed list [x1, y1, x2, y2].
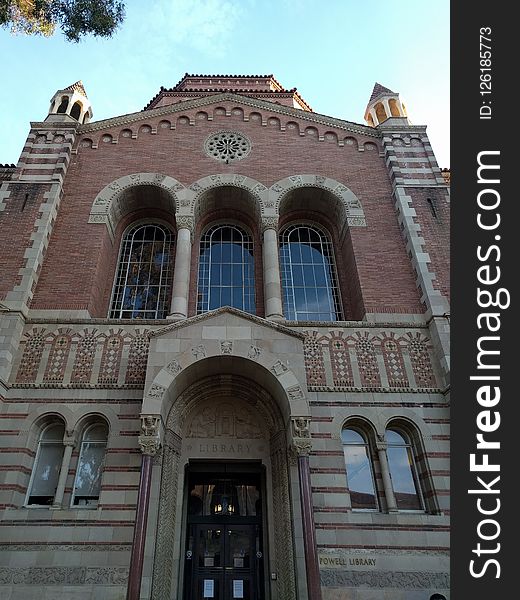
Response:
[166, 313, 187, 321]
[266, 314, 284, 321]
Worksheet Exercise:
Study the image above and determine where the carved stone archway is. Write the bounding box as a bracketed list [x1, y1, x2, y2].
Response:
[150, 373, 298, 600]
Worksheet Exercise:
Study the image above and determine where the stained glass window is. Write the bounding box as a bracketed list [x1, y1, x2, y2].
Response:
[110, 223, 174, 319]
[279, 225, 342, 321]
[197, 224, 256, 314]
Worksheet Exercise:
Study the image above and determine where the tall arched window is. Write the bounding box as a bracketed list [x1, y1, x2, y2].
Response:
[341, 428, 378, 510]
[109, 223, 174, 319]
[197, 224, 256, 314]
[385, 428, 424, 511]
[26, 423, 65, 506]
[72, 423, 108, 507]
[279, 224, 342, 321]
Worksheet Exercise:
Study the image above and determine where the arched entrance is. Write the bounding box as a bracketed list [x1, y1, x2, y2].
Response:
[151, 372, 295, 600]
[126, 307, 321, 600]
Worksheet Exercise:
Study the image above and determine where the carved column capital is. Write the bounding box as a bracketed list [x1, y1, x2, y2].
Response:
[261, 216, 279, 233]
[175, 215, 195, 235]
[138, 414, 162, 456]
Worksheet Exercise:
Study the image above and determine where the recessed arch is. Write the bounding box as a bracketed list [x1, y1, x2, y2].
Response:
[269, 174, 366, 228]
[185, 174, 267, 219]
[88, 173, 186, 238]
[142, 346, 309, 425]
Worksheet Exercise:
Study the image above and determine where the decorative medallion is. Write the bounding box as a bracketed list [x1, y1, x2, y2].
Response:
[204, 131, 252, 163]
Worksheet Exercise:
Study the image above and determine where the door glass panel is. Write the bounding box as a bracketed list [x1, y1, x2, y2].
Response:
[228, 528, 250, 569]
[197, 528, 222, 568]
[188, 479, 261, 517]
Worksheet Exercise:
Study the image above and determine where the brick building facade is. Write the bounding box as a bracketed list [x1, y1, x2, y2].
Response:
[0, 75, 450, 600]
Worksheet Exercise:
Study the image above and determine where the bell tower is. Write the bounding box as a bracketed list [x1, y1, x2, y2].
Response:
[364, 82, 408, 126]
[46, 80, 93, 124]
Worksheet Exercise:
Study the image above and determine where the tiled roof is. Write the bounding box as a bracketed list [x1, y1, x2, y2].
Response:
[63, 81, 88, 98]
[143, 73, 312, 112]
[369, 82, 395, 102]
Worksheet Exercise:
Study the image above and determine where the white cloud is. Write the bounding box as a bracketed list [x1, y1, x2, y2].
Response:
[145, 0, 245, 57]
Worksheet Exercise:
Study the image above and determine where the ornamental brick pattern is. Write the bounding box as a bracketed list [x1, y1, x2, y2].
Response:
[125, 331, 150, 384]
[329, 331, 354, 387]
[15, 328, 47, 383]
[407, 332, 437, 388]
[43, 331, 73, 383]
[354, 332, 381, 387]
[98, 331, 124, 385]
[380, 333, 409, 388]
[303, 331, 326, 386]
[71, 329, 98, 384]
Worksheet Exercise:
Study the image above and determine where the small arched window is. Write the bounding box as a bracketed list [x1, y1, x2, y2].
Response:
[197, 224, 256, 314]
[109, 223, 174, 319]
[56, 96, 69, 113]
[341, 428, 378, 510]
[279, 224, 342, 321]
[386, 428, 424, 511]
[70, 101, 82, 121]
[72, 423, 108, 507]
[375, 102, 388, 124]
[26, 423, 65, 506]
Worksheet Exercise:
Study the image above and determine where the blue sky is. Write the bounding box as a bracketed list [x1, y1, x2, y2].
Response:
[0, 0, 449, 167]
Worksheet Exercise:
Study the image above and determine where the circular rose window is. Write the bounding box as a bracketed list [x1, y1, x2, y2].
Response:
[204, 131, 251, 163]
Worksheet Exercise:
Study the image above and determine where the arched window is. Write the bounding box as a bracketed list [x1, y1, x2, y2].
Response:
[279, 224, 342, 321]
[109, 223, 174, 319]
[375, 102, 388, 124]
[386, 428, 424, 511]
[388, 98, 401, 117]
[197, 224, 256, 314]
[70, 101, 82, 120]
[26, 422, 65, 506]
[72, 423, 108, 507]
[56, 96, 69, 113]
[341, 428, 378, 510]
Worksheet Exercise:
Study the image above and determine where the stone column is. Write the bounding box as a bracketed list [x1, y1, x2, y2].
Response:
[262, 218, 284, 320]
[382, 98, 392, 121]
[126, 416, 161, 600]
[51, 434, 75, 509]
[376, 441, 398, 513]
[292, 418, 323, 600]
[169, 217, 194, 319]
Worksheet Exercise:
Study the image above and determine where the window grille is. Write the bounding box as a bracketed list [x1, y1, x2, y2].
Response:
[279, 224, 342, 321]
[197, 224, 256, 314]
[110, 223, 174, 319]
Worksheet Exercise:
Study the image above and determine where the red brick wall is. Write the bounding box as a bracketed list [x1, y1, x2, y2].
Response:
[408, 188, 450, 302]
[25, 103, 424, 316]
[0, 183, 52, 301]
